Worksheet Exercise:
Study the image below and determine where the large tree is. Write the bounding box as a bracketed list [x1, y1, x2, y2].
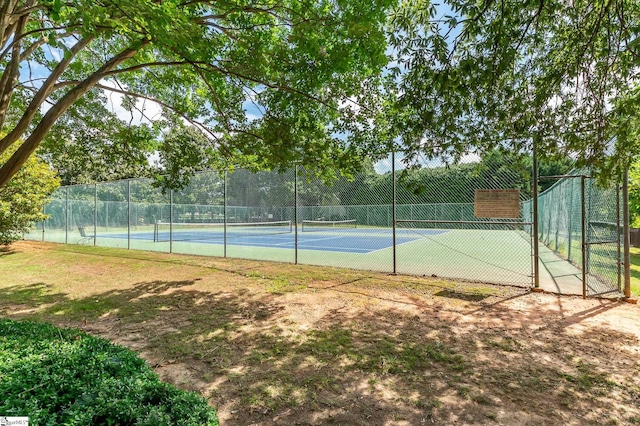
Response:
[0, 0, 392, 188]
[383, 0, 640, 178]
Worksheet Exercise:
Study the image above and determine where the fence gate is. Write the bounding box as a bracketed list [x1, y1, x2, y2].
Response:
[583, 175, 623, 296]
[537, 171, 623, 297]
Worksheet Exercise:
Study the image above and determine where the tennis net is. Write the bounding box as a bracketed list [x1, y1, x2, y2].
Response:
[154, 220, 292, 242]
[301, 219, 357, 232]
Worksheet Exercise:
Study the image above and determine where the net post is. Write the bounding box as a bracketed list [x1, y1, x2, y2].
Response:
[294, 166, 298, 265]
[532, 139, 539, 288]
[623, 168, 631, 298]
[223, 170, 227, 258]
[392, 151, 397, 274]
[94, 183, 97, 247]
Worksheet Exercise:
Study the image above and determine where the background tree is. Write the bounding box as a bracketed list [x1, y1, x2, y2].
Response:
[156, 125, 220, 191]
[0, 142, 59, 244]
[383, 0, 640, 178]
[0, 0, 393, 189]
[39, 96, 159, 185]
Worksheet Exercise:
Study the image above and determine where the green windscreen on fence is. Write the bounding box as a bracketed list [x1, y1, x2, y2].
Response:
[24, 157, 624, 292]
[536, 169, 622, 296]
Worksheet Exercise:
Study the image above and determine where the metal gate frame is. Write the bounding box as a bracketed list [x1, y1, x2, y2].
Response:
[538, 172, 631, 298]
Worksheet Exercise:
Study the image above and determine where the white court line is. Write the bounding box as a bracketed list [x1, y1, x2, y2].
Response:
[249, 235, 344, 247]
[363, 237, 424, 254]
[297, 244, 371, 253]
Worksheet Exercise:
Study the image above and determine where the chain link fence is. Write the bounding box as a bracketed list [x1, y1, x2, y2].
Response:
[394, 153, 534, 286]
[536, 169, 623, 296]
[28, 154, 539, 287]
[27, 156, 627, 293]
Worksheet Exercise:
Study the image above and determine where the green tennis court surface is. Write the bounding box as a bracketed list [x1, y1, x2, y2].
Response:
[32, 226, 535, 287]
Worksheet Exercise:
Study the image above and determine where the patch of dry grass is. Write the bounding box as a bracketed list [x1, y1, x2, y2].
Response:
[2, 241, 640, 425]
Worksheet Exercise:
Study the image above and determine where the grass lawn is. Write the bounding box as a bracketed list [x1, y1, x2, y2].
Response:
[1, 241, 640, 425]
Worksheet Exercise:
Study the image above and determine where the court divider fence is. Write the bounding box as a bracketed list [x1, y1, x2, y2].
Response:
[24, 154, 630, 295]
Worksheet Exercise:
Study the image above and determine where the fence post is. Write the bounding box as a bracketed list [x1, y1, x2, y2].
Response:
[94, 183, 97, 247]
[127, 180, 131, 250]
[532, 139, 540, 288]
[65, 186, 69, 244]
[223, 170, 227, 258]
[617, 178, 622, 292]
[42, 204, 45, 242]
[623, 168, 631, 298]
[549, 183, 566, 253]
[581, 175, 587, 298]
[392, 151, 397, 274]
[568, 180, 573, 261]
[169, 189, 173, 254]
[294, 166, 298, 265]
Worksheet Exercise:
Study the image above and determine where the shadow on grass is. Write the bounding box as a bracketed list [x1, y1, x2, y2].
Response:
[0, 283, 66, 306]
[434, 289, 490, 302]
[1, 279, 639, 425]
[0, 246, 17, 257]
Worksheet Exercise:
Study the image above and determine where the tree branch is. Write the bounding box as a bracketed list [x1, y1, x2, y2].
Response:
[0, 38, 150, 187]
[0, 13, 26, 130]
[514, 0, 544, 53]
[102, 61, 193, 75]
[0, 25, 81, 63]
[0, 0, 19, 48]
[0, 35, 94, 155]
[93, 82, 229, 151]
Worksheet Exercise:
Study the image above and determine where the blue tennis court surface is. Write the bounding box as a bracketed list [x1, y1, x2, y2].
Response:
[107, 228, 449, 254]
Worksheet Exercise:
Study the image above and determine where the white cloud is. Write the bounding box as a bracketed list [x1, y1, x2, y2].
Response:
[459, 153, 481, 164]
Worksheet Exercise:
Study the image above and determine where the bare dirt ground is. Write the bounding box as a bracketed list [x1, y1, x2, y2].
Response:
[1, 241, 640, 425]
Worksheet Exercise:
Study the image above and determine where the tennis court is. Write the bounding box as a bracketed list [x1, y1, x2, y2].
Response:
[106, 220, 448, 254]
[37, 219, 529, 287]
[27, 160, 627, 296]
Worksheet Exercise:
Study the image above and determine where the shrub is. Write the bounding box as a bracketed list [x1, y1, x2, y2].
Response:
[0, 144, 59, 245]
[0, 319, 218, 425]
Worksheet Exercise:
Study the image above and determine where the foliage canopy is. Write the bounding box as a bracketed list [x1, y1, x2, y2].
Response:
[384, 0, 640, 178]
[0, 0, 393, 188]
[1, 1, 637, 189]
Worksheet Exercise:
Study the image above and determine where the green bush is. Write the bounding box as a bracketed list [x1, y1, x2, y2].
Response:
[0, 319, 218, 425]
[0, 142, 60, 245]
